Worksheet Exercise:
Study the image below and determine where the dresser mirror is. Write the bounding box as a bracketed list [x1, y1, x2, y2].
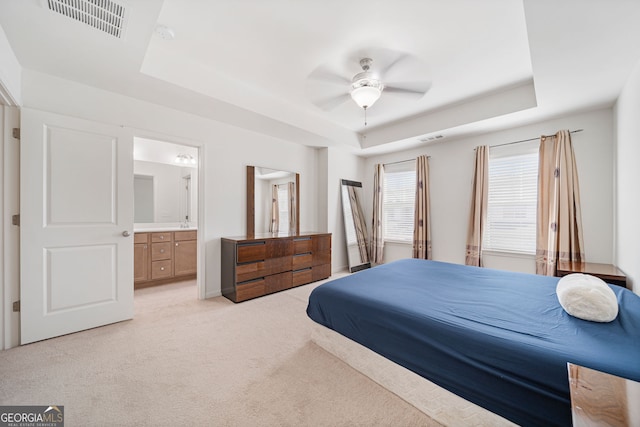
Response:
[247, 165, 300, 236]
[341, 179, 371, 272]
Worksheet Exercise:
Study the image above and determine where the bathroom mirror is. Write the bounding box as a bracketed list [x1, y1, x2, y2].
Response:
[247, 165, 299, 236]
[341, 179, 371, 272]
[134, 160, 197, 224]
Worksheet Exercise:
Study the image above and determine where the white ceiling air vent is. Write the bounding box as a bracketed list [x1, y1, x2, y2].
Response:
[419, 134, 444, 143]
[45, 0, 127, 39]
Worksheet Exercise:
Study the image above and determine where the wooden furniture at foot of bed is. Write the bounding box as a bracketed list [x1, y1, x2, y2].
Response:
[221, 232, 331, 302]
[556, 261, 627, 288]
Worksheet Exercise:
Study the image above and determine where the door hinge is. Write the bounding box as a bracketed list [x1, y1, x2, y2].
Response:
[12, 128, 20, 139]
[12, 214, 20, 226]
[13, 300, 20, 312]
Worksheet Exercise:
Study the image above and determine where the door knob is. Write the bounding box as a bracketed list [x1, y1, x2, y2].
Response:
[122, 231, 131, 237]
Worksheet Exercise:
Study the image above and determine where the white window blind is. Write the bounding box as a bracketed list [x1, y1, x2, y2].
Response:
[484, 141, 538, 254]
[383, 161, 416, 242]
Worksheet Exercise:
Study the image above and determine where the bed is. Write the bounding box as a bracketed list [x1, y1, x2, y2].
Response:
[306, 259, 640, 427]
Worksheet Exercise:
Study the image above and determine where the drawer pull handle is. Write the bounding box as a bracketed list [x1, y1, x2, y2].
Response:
[160, 267, 165, 271]
[160, 249, 165, 253]
[175, 243, 179, 247]
[160, 236, 164, 240]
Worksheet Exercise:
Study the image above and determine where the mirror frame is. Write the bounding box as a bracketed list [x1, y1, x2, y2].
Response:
[341, 179, 371, 272]
[247, 165, 300, 237]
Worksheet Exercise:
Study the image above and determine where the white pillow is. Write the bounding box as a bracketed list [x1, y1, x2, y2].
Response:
[556, 273, 618, 322]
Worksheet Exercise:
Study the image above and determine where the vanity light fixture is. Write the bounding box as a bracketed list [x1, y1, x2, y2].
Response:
[175, 154, 196, 165]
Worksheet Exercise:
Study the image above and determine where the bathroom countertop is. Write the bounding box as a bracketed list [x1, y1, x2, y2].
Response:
[134, 226, 197, 233]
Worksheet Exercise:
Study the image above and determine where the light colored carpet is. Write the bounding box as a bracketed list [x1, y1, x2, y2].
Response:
[0, 277, 441, 426]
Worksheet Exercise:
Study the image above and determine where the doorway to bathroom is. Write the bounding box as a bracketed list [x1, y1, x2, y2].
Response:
[132, 137, 200, 300]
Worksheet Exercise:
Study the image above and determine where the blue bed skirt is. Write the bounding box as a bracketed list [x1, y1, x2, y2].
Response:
[306, 259, 640, 427]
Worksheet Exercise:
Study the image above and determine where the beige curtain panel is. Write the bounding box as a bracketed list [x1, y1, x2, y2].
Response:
[269, 184, 279, 233]
[536, 130, 585, 276]
[287, 181, 296, 233]
[347, 185, 370, 263]
[413, 155, 432, 260]
[371, 164, 385, 264]
[465, 146, 489, 267]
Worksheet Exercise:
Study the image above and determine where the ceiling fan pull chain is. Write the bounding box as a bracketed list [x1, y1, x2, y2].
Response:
[364, 107, 368, 126]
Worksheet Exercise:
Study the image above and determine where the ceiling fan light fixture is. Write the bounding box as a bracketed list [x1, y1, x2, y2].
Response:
[350, 81, 383, 109]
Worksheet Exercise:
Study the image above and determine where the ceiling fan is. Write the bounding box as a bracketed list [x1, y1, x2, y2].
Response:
[306, 51, 432, 125]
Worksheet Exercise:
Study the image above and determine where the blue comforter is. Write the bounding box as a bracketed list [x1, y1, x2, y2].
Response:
[306, 259, 640, 427]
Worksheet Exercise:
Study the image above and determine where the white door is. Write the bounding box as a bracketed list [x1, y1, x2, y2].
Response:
[20, 108, 134, 344]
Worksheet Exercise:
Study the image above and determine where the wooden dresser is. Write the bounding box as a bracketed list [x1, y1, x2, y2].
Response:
[221, 232, 331, 302]
[134, 230, 197, 288]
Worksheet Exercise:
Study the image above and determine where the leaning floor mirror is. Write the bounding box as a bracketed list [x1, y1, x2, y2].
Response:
[340, 179, 371, 272]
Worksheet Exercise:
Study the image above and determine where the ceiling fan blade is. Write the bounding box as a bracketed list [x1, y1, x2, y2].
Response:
[312, 93, 351, 111]
[308, 66, 351, 86]
[385, 82, 432, 97]
[379, 53, 411, 79]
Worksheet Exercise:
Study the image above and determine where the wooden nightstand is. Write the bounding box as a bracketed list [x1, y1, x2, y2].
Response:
[556, 261, 627, 288]
[568, 363, 640, 426]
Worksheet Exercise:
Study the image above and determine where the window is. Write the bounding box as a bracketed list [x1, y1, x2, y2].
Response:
[383, 161, 416, 242]
[484, 141, 538, 254]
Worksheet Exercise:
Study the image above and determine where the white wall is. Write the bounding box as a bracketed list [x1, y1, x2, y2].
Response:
[363, 108, 615, 273]
[0, 25, 21, 106]
[614, 60, 640, 294]
[20, 70, 324, 299]
[318, 147, 366, 272]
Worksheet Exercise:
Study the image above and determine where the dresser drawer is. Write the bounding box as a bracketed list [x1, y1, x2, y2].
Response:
[266, 256, 292, 275]
[312, 235, 331, 252]
[151, 232, 172, 243]
[293, 253, 313, 270]
[265, 271, 292, 293]
[293, 238, 312, 254]
[175, 230, 197, 241]
[267, 238, 293, 257]
[134, 233, 149, 244]
[236, 279, 266, 302]
[312, 251, 331, 267]
[236, 261, 267, 283]
[292, 268, 312, 287]
[237, 242, 266, 263]
[312, 264, 331, 282]
[151, 260, 172, 279]
[151, 242, 172, 261]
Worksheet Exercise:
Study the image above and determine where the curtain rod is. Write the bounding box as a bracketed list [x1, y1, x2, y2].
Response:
[489, 129, 583, 149]
[384, 156, 430, 166]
